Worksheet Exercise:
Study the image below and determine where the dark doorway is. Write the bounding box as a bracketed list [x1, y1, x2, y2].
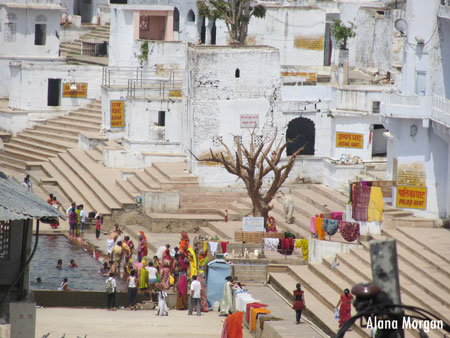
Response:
[323, 22, 332, 66]
[47, 79, 61, 107]
[158, 111, 166, 126]
[200, 18, 206, 44]
[286, 117, 315, 156]
[173, 7, 180, 32]
[35, 24, 46, 45]
[211, 21, 216, 45]
[371, 124, 387, 156]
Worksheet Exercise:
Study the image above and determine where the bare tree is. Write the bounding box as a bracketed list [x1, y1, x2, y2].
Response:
[192, 129, 303, 224]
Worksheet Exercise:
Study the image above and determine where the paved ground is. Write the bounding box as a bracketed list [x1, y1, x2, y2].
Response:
[245, 284, 326, 338]
[36, 307, 241, 338]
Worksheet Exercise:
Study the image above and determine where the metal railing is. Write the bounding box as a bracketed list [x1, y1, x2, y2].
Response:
[431, 94, 450, 127]
[127, 78, 183, 99]
[102, 66, 184, 88]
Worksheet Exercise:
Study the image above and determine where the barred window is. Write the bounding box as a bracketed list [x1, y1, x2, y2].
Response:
[234, 135, 242, 145]
[254, 135, 263, 148]
[212, 136, 223, 147]
[0, 221, 11, 261]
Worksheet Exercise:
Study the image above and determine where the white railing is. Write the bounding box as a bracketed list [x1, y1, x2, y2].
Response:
[431, 94, 450, 127]
[102, 66, 183, 88]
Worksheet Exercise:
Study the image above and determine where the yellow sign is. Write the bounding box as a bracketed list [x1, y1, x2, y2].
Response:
[336, 132, 363, 149]
[396, 186, 427, 209]
[63, 83, 87, 98]
[294, 36, 324, 50]
[110, 100, 124, 128]
[169, 89, 182, 97]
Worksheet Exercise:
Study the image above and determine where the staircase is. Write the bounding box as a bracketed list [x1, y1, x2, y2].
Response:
[0, 101, 102, 174]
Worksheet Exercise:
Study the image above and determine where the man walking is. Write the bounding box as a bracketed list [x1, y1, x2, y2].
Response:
[188, 275, 202, 316]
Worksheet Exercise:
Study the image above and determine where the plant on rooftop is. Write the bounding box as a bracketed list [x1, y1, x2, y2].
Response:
[197, 0, 266, 46]
[191, 129, 303, 225]
[331, 19, 355, 50]
[136, 41, 149, 66]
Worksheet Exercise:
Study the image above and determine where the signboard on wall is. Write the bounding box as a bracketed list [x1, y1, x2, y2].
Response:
[397, 162, 426, 187]
[294, 36, 324, 50]
[242, 217, 264, 232]
[335, 132, 364, 149]
[110, 100, 124, 128]
[63, 83, 87, 98]
[240, 114, 259, 129]
[396, 185, 427, 209]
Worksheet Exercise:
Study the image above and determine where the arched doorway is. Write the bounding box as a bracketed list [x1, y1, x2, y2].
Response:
[173, 7, 180, 32]
[286, 117, 315, 156]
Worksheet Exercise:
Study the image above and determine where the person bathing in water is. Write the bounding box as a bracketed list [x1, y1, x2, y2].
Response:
[56, 259, 63, 270]
[69, 259, 78, 268]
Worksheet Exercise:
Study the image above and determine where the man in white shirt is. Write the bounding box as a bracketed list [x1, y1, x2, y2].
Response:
[79, 204, 86, 239]
[146, 261, 159, 298]
[188, 275, 202, 316]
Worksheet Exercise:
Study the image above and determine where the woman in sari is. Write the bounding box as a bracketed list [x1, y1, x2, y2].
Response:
[175, 273, 188, 310]
[197, 273, 209, 312]
[179, 252, 188, 276]
[137, 232, 148, 262]
[336, 288, 353, 328]
[187, 246, 197, 279]
[160, 260, 171, 290]
[179, 231, 190, 256]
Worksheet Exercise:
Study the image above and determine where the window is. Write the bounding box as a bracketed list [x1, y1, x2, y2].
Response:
[415, 71, 426, 95]
[173, 7, 180, 32]
[254, 135, 263, 148]
[187, 10, 195, 22]
[158, 111, 165, 126]
[35, 24, 47, 45]
[235, 68, 240, 78]
[4, 23, 16, 43]
[372, 101, 381, 114]
[212, 136, 223, 147]
[0, 221, 11, 261]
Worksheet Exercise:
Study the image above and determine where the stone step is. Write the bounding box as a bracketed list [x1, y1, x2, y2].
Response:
[291, 188, 345, 214]
[127, 175, 149, 193]
[86, 149, 103, 162]
[370, 231, 450, 288]
[33, 124, 83, 137]
[134, 170, 161, 190]
[198, 226, 221, 239]
[0, 153, 26, 167]
[310, 184, 349, 208]
[351, 245, 450, 310]
[58, 151, 122, 210]
[288, 265, 370, 337]
[5, 141, 60, 159]
[46, 119, 100, 131]
[79, 106, 102, 113]
[41, 160, 101, 215]
[68, 149, 135, 206]
[0, 157, 26, 173]
[396, 227, 450, 267]
[152, 162, 198, 184]
[3, 147, 47, 162]
[337, 250, 450, 322]
[269, 272, 362, 337]
[22, 129, 79, 143]
[58, 114, 102, 124]
[9, 137, 69, 154]
[207, 221, 236, 240]
[115, 178, 138, 200]
[68, 111, 103, 121]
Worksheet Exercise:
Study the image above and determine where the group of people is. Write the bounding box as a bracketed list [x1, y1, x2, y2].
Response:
[66, 201, 87, 240]
[103, 228, 208, 317]
[292, 283, 353, 329]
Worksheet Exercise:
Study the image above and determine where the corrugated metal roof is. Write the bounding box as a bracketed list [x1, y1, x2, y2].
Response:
[0, 172, 64, 222]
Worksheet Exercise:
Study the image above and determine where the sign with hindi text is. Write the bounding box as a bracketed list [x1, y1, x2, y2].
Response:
[240, 114, 259, 129]
[242, 217, 264, 232]
[110, 100, 124, 128]
[63, 82, 87, 98]
[396, 186, 427, 210]
[336, 132, 364, 149]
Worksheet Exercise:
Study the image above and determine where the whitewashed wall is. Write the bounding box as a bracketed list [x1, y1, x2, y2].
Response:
[0, 8, 61, 58]
[248, 7, 326, 66]
[8, 62, 102, 110]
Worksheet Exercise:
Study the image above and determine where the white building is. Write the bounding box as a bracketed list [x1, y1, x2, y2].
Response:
[381, 0, 450, 218]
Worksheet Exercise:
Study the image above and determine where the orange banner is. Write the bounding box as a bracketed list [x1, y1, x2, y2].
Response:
[63, 83, 87, 98]
[336, 132, 363, 149]
[396, 186, 427, 209]
[110, 100, 124, 128]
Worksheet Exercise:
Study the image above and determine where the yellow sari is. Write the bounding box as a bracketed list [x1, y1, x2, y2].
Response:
[187, 246, 197, 277]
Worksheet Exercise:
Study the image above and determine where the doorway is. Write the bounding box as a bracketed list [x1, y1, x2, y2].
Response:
[371, 124, 387, 156]
[48, 79, 61, 107]
[286, 117, 315, 156]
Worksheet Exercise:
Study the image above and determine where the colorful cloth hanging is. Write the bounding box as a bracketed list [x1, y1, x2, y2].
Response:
[331, 212, 343, 221]
[250, 308, 271, 332]
[339, 222, 360, 242]
[278, 238, 294, 255]
[368, 186, 383, 222]
[315, 217, 325, 240]
[352, 185, 371, 221]
[310, 217, 317, 234]
[246, 302, 268, 323]
[323, 219, 339, 236]
[221, 311, 244, 338]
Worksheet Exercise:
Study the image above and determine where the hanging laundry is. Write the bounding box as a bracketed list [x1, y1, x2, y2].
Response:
[250, 308, 271, 332]
[310, 217, 317, 234]
[209, 241, 219, 256]
[294, 239, 302, 249]
[331, 212, 343, 221]
[263, 238, 279, 251]
[198, 241, 208, 267]
[352, 185, 371, 221]
[222, 311, 244, 338]
[299, 239, 308, 261]
[278, 238, 294, 255]
[221, 241, 229, 253]
[323, 219, 339, 236]
[367, 186, 383, 222]
[246, 302, 268, 323]
[339, 222, 360, 242]
[315, 217, 325, 240]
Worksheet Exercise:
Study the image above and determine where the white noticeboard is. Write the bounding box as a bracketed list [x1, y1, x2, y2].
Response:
[240, 114, 259, 129]
[242, 217, 265, 232]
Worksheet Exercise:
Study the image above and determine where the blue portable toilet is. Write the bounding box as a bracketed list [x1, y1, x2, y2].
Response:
[206, 259, 232, 307]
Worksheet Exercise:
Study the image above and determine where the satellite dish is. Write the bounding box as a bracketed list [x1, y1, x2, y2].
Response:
[394, 18, 407, 35]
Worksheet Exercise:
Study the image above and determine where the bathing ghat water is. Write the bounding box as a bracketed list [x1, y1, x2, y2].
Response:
[30, 235, 124, 291]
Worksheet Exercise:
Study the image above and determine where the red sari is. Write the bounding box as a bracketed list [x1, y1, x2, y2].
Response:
[339, 293, 353, 328]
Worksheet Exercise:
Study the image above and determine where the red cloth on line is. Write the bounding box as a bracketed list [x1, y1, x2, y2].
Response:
[226, 311, 243, 338]
[278, 238, 294, 255]
[339, 222, 360, 242]
[352, 185, 371, 221]
[331, 212, 343, 221]
[221, 241, 229, 253]
[246, 303, 268, 323]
